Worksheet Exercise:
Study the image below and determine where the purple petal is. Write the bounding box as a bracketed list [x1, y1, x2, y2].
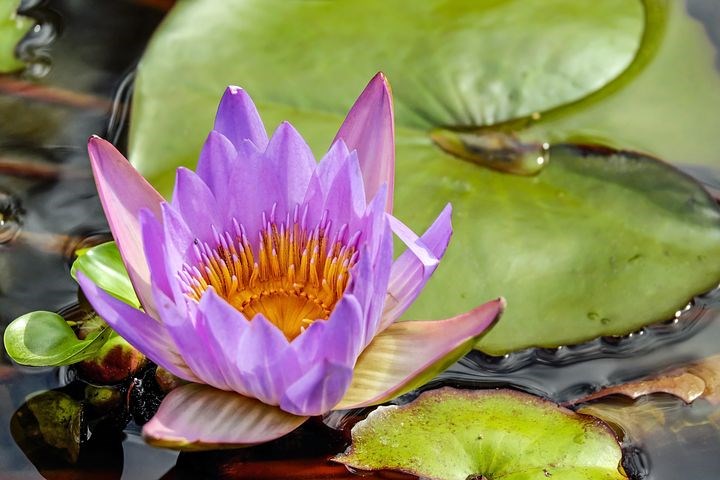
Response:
[233, 313, 293, 405]
[381, 204, 453, 329]
[139, 208, 172, 299]
[355, 187, 394, 342]
[280, 360, 354, 416]
[214, 86, 268, 150]
[143, 384, 307, 449]
[162, 299, 233, 391]
[290, 293, 364, 368]
[171, 167, 221, 244]
[262, 121, 317, 215]
[159, 203, 196, 306]
[195, 131, 237, 207]
[335, 298, 505, 410]
[321, 150, 366, 230]
[334, 73, 395, 213]
[76, 271, 198, 382]
[302, 139, 352, 228]
[87, 137, 164, 318]
[191, 288, 253, 395]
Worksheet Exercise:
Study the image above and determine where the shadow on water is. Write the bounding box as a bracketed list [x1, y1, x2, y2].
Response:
[2, 0, 720, 479]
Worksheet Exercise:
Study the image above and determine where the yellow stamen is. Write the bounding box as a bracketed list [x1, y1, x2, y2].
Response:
[179, 212, 358, 341]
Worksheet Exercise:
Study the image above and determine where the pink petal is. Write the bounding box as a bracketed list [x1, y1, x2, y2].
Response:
[335, 298, 505, 410]
[334, 73, 395, 213]
[381, 204, 453, 329]
[143, 384, 307, 450]
[87, 136, 164, 318]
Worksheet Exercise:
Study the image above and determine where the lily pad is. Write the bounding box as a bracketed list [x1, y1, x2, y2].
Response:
[130, 0, 645, 183]
[0, 0, 32, 72]
[511, 0, 720, 169]
[334, 387, 626, 480]
[71, 241, 140, 308]
[128, 0, 720, 354]
[3, 310, 112, 366]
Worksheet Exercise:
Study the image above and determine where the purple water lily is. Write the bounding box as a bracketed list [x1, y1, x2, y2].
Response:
[78, 73, 505, 449]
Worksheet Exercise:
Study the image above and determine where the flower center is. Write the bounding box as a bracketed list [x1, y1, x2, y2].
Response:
[178, 211, 359, 341]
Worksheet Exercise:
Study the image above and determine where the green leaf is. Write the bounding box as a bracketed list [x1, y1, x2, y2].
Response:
[334, 387, 627, 480]
[509, 0, 720, 169]
[130, 0, 645, 184]
[0, 0, 33, 73]
[71, 241, 140, 308]
[128, 0, 720, 354]
[3, 311, 112, 366]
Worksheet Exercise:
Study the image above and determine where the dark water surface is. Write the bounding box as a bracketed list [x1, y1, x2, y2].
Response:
[2, 1, 720, 479]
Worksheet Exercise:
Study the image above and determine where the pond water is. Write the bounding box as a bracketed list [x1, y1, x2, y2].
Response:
[2, 0, 720, 479]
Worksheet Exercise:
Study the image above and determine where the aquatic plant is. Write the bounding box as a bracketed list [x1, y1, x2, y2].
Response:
[76, 74, 504, 448]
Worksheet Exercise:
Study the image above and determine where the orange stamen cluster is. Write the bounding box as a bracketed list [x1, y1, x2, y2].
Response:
[178, 209, 359, 341]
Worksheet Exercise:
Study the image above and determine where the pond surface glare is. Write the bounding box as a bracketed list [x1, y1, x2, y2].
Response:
[2, 0, 720, 479]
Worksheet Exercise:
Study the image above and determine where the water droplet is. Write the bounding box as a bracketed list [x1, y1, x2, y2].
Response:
[0, 191, 23, 244]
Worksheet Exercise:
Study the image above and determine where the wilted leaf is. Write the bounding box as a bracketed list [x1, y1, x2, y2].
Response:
[574, 354, 720, 405]
[334, 387, 626, 480]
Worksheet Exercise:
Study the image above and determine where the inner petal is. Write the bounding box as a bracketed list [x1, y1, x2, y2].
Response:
[178, 207, 359, 340]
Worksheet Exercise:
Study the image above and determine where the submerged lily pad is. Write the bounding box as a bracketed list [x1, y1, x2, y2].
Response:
[0, 0, 32, 72]
[3, 311, 111, 366]
[334, 387, 626, 480]
[10, 390, 84, 463]
[129, 0, 720, 354]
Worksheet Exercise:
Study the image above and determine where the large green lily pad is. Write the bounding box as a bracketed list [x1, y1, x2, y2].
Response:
[129, 0, 720, 354]
[131, 0, 644, 183]
[334, 387, 626, 480]
[511, 0, 720, 168]
[0, 0, 32, 73]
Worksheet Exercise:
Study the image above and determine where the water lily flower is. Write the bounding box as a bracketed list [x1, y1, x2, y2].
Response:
[77, 73, 505, 449]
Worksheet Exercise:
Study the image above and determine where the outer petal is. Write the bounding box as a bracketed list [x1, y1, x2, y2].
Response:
[76, 271, 197, 382]
[381, 204, 453, 329]
[196, 130, 237, 204]
[143, 384, 307, 450]
[334, 73, 395, 212]
[192, 288, 253, 395]
[280, 360, 354, 416]
[87, 137, 164, 317]
[335, 298, 505, 410]
[214, 86, 269, 150]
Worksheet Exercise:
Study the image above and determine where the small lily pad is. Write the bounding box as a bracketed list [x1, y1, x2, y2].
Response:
[0, 0, 33, 72]
[3, 311, 111, 366]
[71, 242, 140, 308]
[334, 387, 627, 480]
